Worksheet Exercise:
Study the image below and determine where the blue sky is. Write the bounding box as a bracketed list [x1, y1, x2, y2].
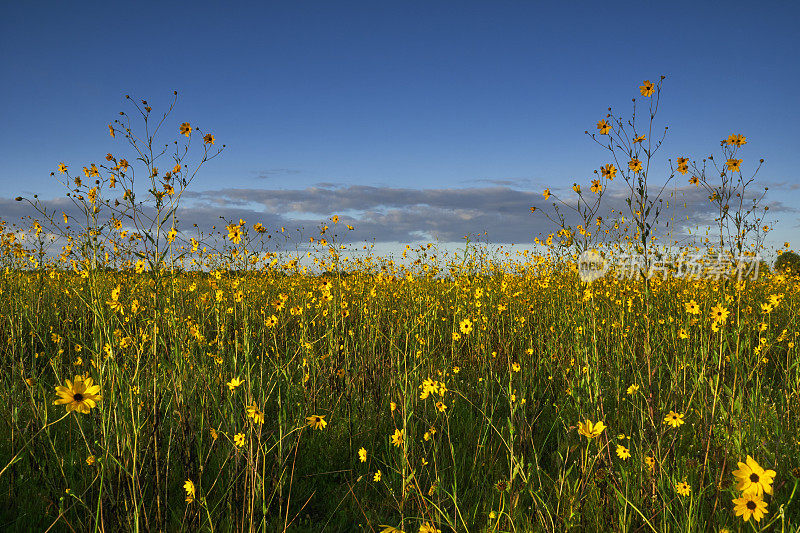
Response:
[1, 1, 798, 247]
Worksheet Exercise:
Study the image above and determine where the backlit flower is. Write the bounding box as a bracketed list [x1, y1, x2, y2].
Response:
[601, 164, 617, 180]
[726, 158, 742, 172]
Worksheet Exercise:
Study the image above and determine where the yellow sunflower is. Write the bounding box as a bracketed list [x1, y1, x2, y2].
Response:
[616, 444, 631, 460]
[663, 410, 684, 428]
[54, 375, 101, 414]
[732, 455, 776, 496]
[710, 303, 729, 324]
[675, 480, 691, 496]
[601, 163, 617, 180]
[732, 492, 768, 522]
[639, 80, 655, 97]
[726, 158, 742, 172]
[306, 414, 327, 430]
[184, 480, 196, 503]
[390, 428, 404, 447]
[577, 419, 606, 439]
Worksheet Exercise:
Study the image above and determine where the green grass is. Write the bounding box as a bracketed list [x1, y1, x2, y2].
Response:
[0, 260, 798, 532]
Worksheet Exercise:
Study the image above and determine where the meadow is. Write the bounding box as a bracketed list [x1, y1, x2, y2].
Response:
[1, 82, 799, 532]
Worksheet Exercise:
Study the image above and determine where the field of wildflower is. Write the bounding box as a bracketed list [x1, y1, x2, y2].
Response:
[1, 82, 799, 532]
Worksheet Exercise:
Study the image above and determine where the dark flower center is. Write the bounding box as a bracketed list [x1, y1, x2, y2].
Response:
[750, 473, 760, 483]
[73, 393, 84, 402]
[746, 500, 756, 510]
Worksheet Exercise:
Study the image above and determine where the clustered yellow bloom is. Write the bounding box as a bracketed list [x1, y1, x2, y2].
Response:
[725, 133, 747, 146]
[676, 156, 689, 175]
[730, 455, 774, 523]
[246, 403, 264, 424]
[419, 378, 447, 400]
